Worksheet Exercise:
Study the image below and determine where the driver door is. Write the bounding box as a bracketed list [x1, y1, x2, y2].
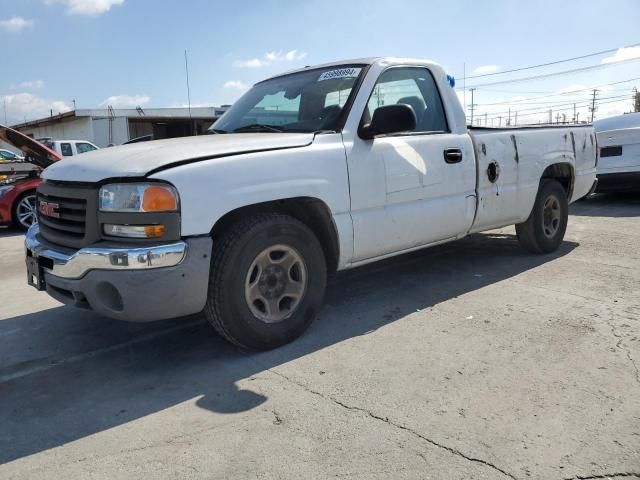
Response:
[346, 67, 476, 262]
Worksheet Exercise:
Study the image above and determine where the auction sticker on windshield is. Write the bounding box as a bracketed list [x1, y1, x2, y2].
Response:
[318, 68, 361, 81]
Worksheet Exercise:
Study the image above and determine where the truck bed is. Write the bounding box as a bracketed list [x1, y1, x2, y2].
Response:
[467, 124, 597, 233]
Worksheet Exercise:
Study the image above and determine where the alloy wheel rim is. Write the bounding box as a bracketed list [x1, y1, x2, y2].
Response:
[542, 195, 561, 238]
[245, 244, 307, 323]
[17, 195, 37, 229]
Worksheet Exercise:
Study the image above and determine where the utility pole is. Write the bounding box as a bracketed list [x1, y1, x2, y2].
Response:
[498, 115, 502, 127]
[507, 108, 511, 126]
[469, 88, 476, 126]
[514, 111, 518, 126]
[634, 87, 640, 112]
[463, 63, 466, 117]
[589, 89, 598, 122]
[484, 112, 487, 127]
[184, 50, 194, 135]
[573, 103, 577, 123]
[548, 109, 552, 124]
[72, 99, 76, 111]
[555, 113, 561, 124]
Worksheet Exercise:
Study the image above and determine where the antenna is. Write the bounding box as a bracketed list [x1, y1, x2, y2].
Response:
[184, 50, 194, 135]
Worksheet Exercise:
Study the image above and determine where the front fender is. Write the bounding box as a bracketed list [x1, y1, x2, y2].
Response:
[150, 135, 354, 266]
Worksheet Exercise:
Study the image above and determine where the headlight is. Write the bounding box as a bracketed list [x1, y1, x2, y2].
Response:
[99, 183, 179, 213]
[0, 185, 15, 198]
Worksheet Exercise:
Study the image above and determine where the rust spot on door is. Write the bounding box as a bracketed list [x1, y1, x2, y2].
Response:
[510, 134, 519, 163]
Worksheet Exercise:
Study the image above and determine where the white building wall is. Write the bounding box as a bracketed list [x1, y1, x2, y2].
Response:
[21, 117, 93, 143]
[92, 117, 129, 147]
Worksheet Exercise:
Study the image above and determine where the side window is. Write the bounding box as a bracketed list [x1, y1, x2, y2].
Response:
[76, 142, 97, 154]
[60, 143, 73, 156]
[364, 67, 448, 133]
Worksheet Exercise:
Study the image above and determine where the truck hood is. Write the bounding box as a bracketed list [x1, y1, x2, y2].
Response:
[42, 133, 315, 182]
[0, 124, 62, 168]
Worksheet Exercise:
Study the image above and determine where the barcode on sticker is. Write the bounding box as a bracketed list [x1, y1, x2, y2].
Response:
[318, 68, 361, 81]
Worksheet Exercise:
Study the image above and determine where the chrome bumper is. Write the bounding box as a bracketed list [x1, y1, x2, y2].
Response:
[25, 224, 187, 279]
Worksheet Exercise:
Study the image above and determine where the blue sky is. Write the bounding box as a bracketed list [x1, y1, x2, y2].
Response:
[1, 0, 639, 125]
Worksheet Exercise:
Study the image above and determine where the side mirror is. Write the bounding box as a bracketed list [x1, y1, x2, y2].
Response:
[359, 104, 417, 139]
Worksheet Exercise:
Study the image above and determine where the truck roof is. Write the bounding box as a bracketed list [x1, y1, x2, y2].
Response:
[260, 57, 444, 83]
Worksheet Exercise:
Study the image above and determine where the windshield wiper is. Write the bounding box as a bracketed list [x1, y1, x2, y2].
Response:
[234, 124, 285, 133]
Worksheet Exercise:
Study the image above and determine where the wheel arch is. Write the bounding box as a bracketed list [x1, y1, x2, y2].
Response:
[540, 162, 574, 200]
[210, 196, 341, 272]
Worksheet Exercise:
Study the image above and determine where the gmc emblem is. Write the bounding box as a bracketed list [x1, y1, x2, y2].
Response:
[38, 201, 60, 219]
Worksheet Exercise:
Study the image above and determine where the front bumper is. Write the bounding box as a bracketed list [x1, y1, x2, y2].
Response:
[25, 224, 212, 322]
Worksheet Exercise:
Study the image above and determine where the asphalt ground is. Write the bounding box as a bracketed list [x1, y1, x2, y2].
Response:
[1, 192, 639, 480]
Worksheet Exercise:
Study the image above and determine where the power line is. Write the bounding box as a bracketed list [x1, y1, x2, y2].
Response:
[468, 76, 640, 106]
[462, 42, 640, 80]
[476, 93, 630, 111]
[480, 97, 629, 123]
[462, 57, 640, 89]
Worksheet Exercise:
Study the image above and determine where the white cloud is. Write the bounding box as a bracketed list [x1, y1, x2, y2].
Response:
[472, 65, 498, 75]
[45, 0, 124, 15]
[16, 80, 44, 90]
[1, 93, 71, 124]
[234, 49, 307, 68]
[223, 80, 249, 90]
[0, 17, 34, 32]
[285, 49, 306, 61]
[234, 57, 266, 68]
[99, 94, 150, 108]
[555, 84, 588, 95]
[602, 46, 640, 64]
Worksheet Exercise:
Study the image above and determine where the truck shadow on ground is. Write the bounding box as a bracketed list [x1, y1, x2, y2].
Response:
[0, 233, 577, 464]
[571, 192, 640, 217]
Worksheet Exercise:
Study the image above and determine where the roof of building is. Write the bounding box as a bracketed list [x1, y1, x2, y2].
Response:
[11, 106, 229, 130]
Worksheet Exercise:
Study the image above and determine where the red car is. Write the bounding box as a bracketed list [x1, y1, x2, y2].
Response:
[0, 126, 62, 230]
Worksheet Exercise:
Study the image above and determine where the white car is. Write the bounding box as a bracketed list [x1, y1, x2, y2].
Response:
[0, 148, 24, 162]
[594, 112, 640, 192]
[36, 138, 100, 157]
[22, 57, 596, 350]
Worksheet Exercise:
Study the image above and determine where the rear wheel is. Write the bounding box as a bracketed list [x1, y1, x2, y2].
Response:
[204, 213, 327, 350]
[516, 179, 568, 254]
[12, 191, 37, 231]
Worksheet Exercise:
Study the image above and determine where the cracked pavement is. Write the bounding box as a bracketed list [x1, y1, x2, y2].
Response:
[1, 193, 639, 479]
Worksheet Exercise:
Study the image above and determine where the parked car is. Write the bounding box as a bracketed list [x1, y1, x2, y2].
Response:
[593, 112, 640, 192]
[37, 138, 100, 157]
[0, 126, 62, 230]
[0, 148, 24, 162]
[20, 57, 596, 350]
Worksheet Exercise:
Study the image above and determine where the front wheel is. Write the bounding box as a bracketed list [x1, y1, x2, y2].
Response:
[12, 191, 37, 231]
[204, 213, 327, 350]
[516, 179, 568, 254]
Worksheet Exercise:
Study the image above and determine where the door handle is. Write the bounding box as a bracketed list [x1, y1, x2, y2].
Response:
[443, 148, 463, 164]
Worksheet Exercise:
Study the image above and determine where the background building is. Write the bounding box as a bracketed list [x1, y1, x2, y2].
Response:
[10, 106, 229, 147]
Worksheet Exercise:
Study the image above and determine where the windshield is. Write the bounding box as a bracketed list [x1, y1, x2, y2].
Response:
[210, 65, 365, 134]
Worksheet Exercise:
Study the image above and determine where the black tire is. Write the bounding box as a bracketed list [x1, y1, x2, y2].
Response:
[516, 179, 568, 254]
[204, 213, 327, 350]
[12, 191, 37, 231]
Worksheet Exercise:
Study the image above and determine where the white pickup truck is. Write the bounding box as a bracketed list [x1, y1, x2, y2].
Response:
[21, 57, 597, 350]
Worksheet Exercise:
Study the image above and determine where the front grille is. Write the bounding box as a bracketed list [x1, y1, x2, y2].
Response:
[37, 192, 86, 238]
[36, 181, 99, 249]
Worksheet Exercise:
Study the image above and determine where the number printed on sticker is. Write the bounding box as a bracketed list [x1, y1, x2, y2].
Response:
[318, 68, 362, 82]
